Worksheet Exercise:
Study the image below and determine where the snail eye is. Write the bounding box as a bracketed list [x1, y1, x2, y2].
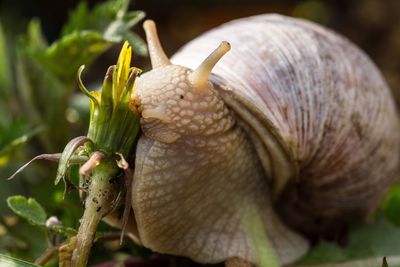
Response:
[180, 95, 184, 100]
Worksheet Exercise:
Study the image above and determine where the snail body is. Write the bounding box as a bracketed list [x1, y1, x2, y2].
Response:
[112, 14, 400, 266]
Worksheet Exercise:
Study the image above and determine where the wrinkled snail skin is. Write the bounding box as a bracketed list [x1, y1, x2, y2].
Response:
[110, 14, 400, 266]
[131, 63, 308, 265]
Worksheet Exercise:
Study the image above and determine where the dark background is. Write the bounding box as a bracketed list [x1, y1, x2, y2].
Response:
[1, 0, 400, 103]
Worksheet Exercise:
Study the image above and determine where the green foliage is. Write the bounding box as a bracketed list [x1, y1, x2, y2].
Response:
[0, 120, 41, 168]
[5, 194, 77, 257]
[299, 218, 400, 265]
[55, 136, 91, 185]
[62, 0, 147, 57]
[16, 0, 146, 150]
[32, 31, 111, 83]
[0, 23, 40, 167]
[383, 184, 400, 226]
[4, 38, 142, 266]
[47, 43, 142, 265]
[0, 254, 40, 267]
[0, 24, 11, 98]
[6, 196, 47, 226]
[294, 257, 398, 267]
[0, 0, 146, 262]
[23, 0, 146, 82]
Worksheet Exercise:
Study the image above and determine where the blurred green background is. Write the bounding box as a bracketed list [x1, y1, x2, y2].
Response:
[2, 0, 399, 93]
[0, 0, 400, 266]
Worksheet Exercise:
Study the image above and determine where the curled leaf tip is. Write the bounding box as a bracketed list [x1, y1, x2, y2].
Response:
[7, 154, 62, 180]
[126, 70, 138, 90]
[103, 66, 115, 92]
[56, 136, 92, 185]
[77, 65, 100, 107]
[105, 65, 116, 80]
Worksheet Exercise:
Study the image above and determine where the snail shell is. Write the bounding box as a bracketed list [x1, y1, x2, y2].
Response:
[172, 14, 400, 235]
[104, 14, 400, 266]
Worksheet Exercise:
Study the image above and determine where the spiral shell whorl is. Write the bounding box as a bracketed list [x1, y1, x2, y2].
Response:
[172, 14, 400, 233]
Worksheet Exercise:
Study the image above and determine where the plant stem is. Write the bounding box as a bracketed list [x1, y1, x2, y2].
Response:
[34, 246, 58, 266]
[71, 161, 119, 267]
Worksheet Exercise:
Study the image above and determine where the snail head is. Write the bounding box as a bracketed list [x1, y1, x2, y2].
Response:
[132, 20, 233, 143]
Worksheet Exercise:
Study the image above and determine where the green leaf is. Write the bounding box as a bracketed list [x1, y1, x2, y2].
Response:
[6, 196, 47, 226]
[61, 2, 90, 35]
[0, 23, 11, 99]
[0, 120, 41, 167]
[16, 49, 68, 150]
[32, 31, 112, 82]
[0, 254, 40, 267]
[96, 0, 130, 20]
[24, 19, 48, 50]
[55, 136, 92, 185]
[0, 119, 27, 151]
[16, 0, 145, 150]
[22, 3, 146, 82]
[62, 0, 131, 35]
[299, 218, 400, 265]
[62, 0, 145, 45]
[383, 184, 400, 226]
[124, 31, 148, 56]
[103, 11, 145, 41]
[62, 0, 146, 59]
[293, 256, 400, 267]
[102, 11, 147, 56]
[0, 126, 42, 155]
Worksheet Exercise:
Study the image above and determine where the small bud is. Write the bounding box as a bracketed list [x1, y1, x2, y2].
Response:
[46, 216, 62, 228]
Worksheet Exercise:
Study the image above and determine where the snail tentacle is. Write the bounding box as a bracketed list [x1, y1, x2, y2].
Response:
[143, 20, 171, 68]
[188, 41, 231, 93]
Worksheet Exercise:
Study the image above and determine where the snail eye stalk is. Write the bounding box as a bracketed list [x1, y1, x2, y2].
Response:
[143, 20, 171, 68]
[188, 41, 231, 92]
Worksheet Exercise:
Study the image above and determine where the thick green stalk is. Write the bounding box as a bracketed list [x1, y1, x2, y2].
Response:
[71, 161, 120, 267]
[68, 42, 139, 266]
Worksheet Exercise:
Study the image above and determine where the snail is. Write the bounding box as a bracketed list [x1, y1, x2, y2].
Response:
[105, 14, 400, 266]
